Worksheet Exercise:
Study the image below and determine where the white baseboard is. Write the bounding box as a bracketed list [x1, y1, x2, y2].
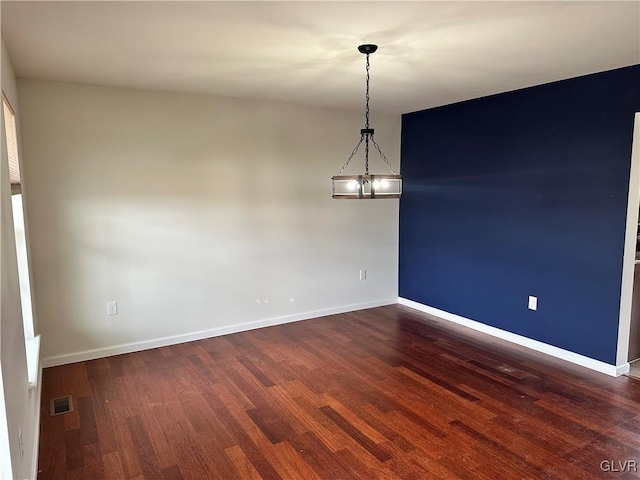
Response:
[42, 298, 397, 368]
[398, 297, 627, 377]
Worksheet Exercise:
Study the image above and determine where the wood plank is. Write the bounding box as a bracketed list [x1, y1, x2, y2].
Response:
[64, 429, 83, 470]
[101, 452, 127, 479]
[160, 465, 184, 480]
[224, 445, 263, 480]
[318, 405, 392, 462]
[261, 440, 323, 480]
[77, 396, 99, 446]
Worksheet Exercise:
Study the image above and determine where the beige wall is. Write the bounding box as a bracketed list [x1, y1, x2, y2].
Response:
[1, 38, 40, 480]
[18, 79, 400, 362]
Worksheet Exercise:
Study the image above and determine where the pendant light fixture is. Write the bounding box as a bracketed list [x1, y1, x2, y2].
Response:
[332, 44, 402, 199]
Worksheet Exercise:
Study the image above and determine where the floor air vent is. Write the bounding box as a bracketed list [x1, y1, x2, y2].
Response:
[50, 395, 73, 416]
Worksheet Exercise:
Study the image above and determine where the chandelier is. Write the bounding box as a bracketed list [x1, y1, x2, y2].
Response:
[332, 44, 402, 199]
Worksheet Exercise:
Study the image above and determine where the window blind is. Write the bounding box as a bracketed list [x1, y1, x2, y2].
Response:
[3, 95, 21, 194]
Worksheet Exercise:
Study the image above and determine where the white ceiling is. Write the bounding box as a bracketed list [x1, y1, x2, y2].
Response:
[2, 1, 639, 115]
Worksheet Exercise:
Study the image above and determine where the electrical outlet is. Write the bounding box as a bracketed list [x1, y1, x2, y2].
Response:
[528, 296, 538, 311]
[360, 269, 367, 280]
[107, 301, 118, 316]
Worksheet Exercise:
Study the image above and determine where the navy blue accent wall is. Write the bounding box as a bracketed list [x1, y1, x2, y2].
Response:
[399, 65, 640, 364]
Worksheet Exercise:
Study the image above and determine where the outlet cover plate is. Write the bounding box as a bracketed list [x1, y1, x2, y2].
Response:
[107, 301, 118, 316]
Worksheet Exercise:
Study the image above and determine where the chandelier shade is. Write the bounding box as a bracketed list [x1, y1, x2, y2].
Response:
[332, 44, 401, 200]
[332, 174, 402, 199]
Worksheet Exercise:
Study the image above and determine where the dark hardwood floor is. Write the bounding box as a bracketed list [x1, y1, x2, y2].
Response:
[38, 305, 640, 479]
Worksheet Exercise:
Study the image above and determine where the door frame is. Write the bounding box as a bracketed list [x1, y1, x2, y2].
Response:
[617, 112, 640, 366]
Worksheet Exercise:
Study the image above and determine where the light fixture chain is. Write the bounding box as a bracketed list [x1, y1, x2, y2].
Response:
[364, 52, 371, 175]
[365, 53, 370, 128]
[337, 135, 364, 175]
[371, 136, 398, 174]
